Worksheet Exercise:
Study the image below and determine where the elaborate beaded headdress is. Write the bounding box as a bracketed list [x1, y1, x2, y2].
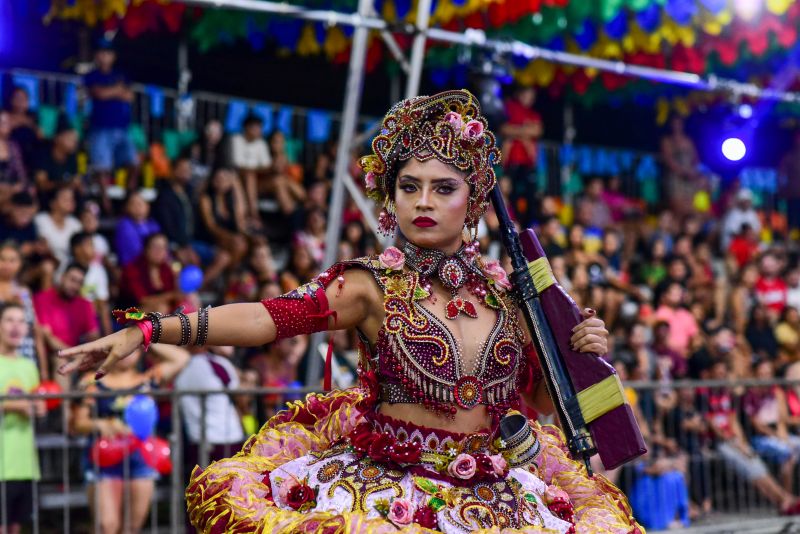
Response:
[360, 89, 501, 235]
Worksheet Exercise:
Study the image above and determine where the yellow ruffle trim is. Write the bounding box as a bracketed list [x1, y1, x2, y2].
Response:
[186, 389, 643, 533]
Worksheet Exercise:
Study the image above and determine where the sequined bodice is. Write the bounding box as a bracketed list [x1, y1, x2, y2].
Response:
[347, 256, 524, 415]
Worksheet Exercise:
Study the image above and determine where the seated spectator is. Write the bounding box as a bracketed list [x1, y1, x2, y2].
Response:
[6, 86, 40, 171]
[67, 232, 111, 335]
[197, 166, 249, 268]
[294, 208, 326, 265]
[727, 225, 761, 271]
[744, 358, 800, 492]
[0, 192, 40, 259]
[0, 110, 28, 209]
[185, 119, 227, 185]
[114, 191, 160, 267]
[576, 177, 612, 230]
[225, 240, 278, 303]
[775, 306, 800, 366]
[268, 130, 303, 183]
[653, 281, 700, 359]
[33, 185, 82, 267]
[279, 243, 318, 292]
[0, 243, 48, 379]
[699, 359, 800, 514]
[652, 321, 688, 379]
[0, 302, 45, 534]
[174, 345, 245, 476]
[78, 201, 112, 269]
[788, 267, 800, 312]
[33, 263, 99, 388]
[746, 303, 780, 363]
[70, 344, 188, 534]
[84, 38, 138, 200]
[755, 251, 788, 321]
[118, 233, 179, 314]
[152, 156, 201, 266]
[722, 188, 761, 251]
[230, 114, 271, 221]
[342, 220, 368, 259]
[247, 335, 308, 416]
[538, 216, 565, 258]
[32, 117, 80, 205]
[638, 237, 668, 290]
[730, 263, 759, 335]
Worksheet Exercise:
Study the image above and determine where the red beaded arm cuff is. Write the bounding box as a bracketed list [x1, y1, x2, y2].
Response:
[261, 284, 335, 340]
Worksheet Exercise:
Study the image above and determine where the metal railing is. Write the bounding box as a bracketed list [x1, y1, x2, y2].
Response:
[3, 379, 800, 532]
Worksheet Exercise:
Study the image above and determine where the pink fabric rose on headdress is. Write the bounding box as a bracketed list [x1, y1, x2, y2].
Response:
[444, 111, 464, 132]
[387, 498, 415, 525]
[379, 246, 405, 271]
[489, 454, 508, 477]
[364, 171, 377, 190]
[463, 120, 484, 140]
[483, 259, 512, 291]
[448, 453, 477, 479]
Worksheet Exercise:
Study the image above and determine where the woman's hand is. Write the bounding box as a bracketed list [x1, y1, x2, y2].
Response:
[569, 308, 609, 355]
[57, 327, 144, 379]
[96, 418, 131, 438]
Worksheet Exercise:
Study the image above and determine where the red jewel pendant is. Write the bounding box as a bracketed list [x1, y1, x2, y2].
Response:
[445, 297, 479, 320]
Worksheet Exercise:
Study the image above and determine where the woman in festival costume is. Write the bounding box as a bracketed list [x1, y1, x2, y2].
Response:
[58, 90, 642, 533]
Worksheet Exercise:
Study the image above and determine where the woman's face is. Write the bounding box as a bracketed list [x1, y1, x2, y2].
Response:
[755, 360, 774, 380]
[250, 244, 272, 270]
[0, 247, 22, 281]
[205, 121, 223, 144]
[394, 158, 469, 253]
[345, 222, 363, 244]
[569, 225, 584, 247]
[307, 211, 326, 234]
[786, 307, 800, 325]
[80, 209, 99, 233]
[145, 236, 169, 265]
[742, 265, 759, 287]
[292, 245, 313, 272]
[126, 194, 149, 221]
[651, 239, 666, 260]
[52, 188, 76, 214]
[10, 90, 29, 113]
[212, 169, 234, 191]
[270, 132, 285, 153]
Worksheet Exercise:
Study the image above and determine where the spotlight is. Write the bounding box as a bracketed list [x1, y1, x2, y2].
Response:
[733, 0, 762, 21]
[721, 137, 747, 161]
[738, 104, 753, 119]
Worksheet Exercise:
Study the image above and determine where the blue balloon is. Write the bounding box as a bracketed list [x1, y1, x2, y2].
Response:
[179, 265, 204, 293]
[124, 395, 158, 441]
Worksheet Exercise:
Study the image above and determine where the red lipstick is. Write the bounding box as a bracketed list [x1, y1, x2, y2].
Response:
[413, 217, 437, 228]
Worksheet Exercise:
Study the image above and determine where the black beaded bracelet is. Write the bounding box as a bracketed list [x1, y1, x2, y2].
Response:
[149, 313, 163, 344]
[195, 306, 210, 346]
[177, 310, 191, 346]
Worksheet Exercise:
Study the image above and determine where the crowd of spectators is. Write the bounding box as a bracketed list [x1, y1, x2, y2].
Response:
[4, 43, 800, 531]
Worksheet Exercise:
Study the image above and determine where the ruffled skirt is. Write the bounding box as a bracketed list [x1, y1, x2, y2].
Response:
[186, 390, 642, 533]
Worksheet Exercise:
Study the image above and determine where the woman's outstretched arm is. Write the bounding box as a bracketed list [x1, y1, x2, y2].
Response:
[57, 268, 380, 379]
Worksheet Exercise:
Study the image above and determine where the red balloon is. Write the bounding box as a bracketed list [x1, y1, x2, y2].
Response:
[91, 437, 135, 468]
[139, 437, 172, 475]
[34, 381, 62, 411]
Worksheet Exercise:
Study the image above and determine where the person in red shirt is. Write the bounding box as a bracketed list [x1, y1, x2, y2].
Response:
[755, 252, 788, 320]
[727, 224, 760, 270]
[118, 233, 180, 314]
[33, 263, 99, 389]
[501, 85, 542, 226]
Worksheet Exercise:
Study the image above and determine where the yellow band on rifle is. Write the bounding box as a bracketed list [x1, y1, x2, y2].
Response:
[576, 375, 626, 424]
[527, 257, 557, 294]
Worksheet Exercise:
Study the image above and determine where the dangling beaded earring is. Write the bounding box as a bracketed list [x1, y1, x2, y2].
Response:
[378, 200, 397, 236]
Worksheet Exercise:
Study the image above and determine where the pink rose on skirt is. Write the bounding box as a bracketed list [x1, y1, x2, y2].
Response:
[379, 246, 405, 271]
[387, 498, 416, 525]
[448, 453, 477, 479]
[364, 171, 377, 190]
[444, 112, 464, 132]
[489, 454, 508, 477]
[463, 119, 484, 140]
[483, 259, 512, 290]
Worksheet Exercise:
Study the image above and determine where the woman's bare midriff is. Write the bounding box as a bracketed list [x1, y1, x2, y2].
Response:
[378, 402, 493, 434]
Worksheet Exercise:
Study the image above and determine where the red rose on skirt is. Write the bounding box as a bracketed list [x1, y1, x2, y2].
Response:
[473, 453, 495, 479]
[278, 478, 316, 510]
[389, 441, 422, 465]
[368, 434, 395, 463]
[349, 423, 375, 452]
[413, 504, 439, 529]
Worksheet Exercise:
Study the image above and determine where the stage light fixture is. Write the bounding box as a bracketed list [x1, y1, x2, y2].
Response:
[721, 137, 747, 161]
[738, 103, 753, 119]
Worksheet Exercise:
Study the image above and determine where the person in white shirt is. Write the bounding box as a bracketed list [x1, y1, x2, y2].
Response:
[173, 345, 245, 477]
[230, 115, 271, 222]
[787, 268, 800, 312]
[64, 232, 111, 335]
[33, 185, 82, 266]
[721, 188, 761, 251]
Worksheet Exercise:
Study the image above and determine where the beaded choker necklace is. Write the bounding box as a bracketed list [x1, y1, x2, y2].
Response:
[402, 241, 489, 320]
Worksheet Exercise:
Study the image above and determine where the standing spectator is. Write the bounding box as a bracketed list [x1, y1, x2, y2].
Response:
[755, 251, 788, 320]
[118, 233, 179, 313]
[32, 117, 80, 205]
[68, 232, 111, 336]
[71, 344, 188, 534]
[6, 87, 40, 171]
[501, 85, 542, 226]
[0, 110, 28, 209]
[660, 116, 701, 216]
[0, 244, 47, 379]
[33, 263, 99, 387]
[721, 189, 761, 251]
[152, 157, 201, 267]
[84, 38, 138, 201]
[114, 191, 160, 267]
[33, 185, 82, 267]
[173, 345, 245, 477]
[230, 114, 271, 222]
[779, 130, 800, 235]
[197, 166, 249, 269]
[653, 281, 700, 359]
[0, 303, 45, 534]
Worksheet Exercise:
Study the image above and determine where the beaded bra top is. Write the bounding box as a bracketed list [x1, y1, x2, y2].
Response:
[317, 245, 525, 417]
